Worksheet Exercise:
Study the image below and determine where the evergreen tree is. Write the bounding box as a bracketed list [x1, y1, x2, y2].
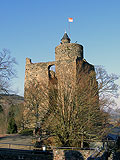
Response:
[7, 105, 17, 134]
[7, 117, 17, 134]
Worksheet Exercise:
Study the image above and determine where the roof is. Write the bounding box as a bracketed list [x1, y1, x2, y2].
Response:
[61, 32, 70, 41]
[103, 133, 119, 141]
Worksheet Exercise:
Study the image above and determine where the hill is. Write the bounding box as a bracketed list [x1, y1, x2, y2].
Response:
[0, 94, 24, 106]
[0, 94, 24, 134]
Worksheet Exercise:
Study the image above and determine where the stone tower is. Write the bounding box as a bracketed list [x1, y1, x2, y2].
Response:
[55, 33, 86, 91]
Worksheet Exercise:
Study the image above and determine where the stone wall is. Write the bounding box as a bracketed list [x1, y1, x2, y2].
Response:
[55, 59, 76, 91]
[0, 148, 116, 160]
[53, 149, 95, 160]
[24, 58, 56, 96]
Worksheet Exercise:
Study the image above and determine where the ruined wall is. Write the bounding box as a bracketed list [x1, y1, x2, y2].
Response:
[24, 43, 84, 97]
[24, 58, 57, 128]
[53, 149, 95, 160]
[24, 58, 56, 96]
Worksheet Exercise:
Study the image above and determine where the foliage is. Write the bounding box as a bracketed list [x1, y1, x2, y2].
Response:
[7, 117, 17, 134]
[9, 103, 25, 130]
[0, 111, 6, 134]
[7, 104, 18, 134]
[7, 103, 25, 129]
[0, 105, 3, 112]
[19, 129, 33, 136]
[0, 94, 24, 134]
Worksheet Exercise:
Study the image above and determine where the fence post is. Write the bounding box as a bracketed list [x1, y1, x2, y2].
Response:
[9, 143, 11, 149]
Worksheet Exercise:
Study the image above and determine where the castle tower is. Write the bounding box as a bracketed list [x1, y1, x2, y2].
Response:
[55, 32, 91, 91]
[24, 32, 97, 128]
[55, 32, 83, 61]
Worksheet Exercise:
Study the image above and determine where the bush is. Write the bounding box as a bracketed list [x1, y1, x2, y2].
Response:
[0, 105, 3, 113]
[19, 129, 33, 136]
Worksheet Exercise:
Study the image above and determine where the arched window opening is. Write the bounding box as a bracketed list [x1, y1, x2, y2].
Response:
[48, 64, 57, 85]
[48, 65, 56, 79]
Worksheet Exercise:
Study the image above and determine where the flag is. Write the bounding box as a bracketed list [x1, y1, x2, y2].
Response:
[68, 18, 73, 22]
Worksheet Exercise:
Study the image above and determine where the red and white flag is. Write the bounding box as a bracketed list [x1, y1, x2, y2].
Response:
[68, 18, 73, 22]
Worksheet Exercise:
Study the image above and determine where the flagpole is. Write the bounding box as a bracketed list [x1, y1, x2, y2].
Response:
[68, 18, 73, 39]
[69, 21, 70, 38]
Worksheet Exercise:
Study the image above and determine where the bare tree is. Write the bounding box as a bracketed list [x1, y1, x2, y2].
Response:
[24, 80, 49, 129]
[40, 69, 110, 147]
[0, 49, 17, 94]
[0, 49, 17, 133]
[95, 66, 119, 110]
[24, 66, 119, 147]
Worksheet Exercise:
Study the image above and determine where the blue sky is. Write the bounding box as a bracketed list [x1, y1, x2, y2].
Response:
[0, 0, 120, 106]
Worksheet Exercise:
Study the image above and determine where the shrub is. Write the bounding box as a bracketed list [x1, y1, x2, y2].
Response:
[0, 105, 3, 113]
[19, 129, 33, 136]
